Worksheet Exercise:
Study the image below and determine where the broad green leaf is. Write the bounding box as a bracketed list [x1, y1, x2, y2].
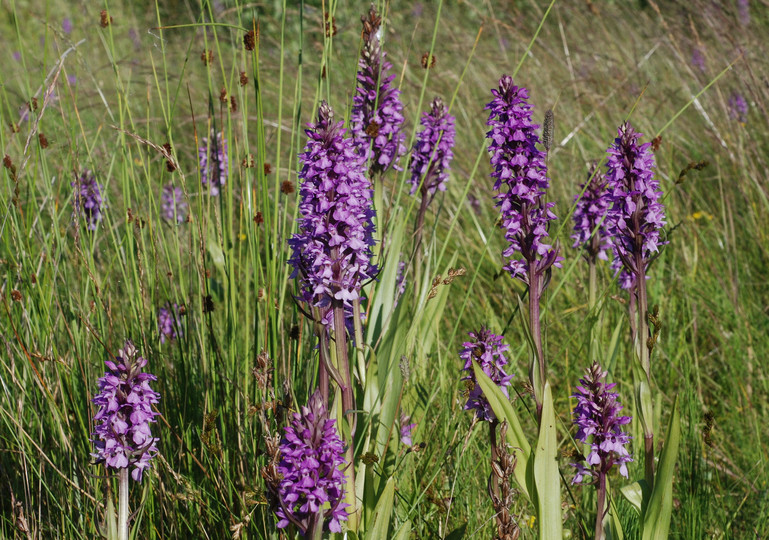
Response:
[472, 360, 531, 499]
[619, 480, 646, 514]
[532, 382, 563, 540]
[364, 477, 395, 540]
[607, 488, 625, 540]
[642, 397, 680, 540]
[206, 238, 225, 270]
[391, 521, 412, 540]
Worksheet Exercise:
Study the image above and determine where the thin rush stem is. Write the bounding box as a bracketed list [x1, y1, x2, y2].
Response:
[634, 254, 655, 486]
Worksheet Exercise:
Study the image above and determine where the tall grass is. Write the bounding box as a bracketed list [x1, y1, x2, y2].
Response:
[1, 0, 768, 537]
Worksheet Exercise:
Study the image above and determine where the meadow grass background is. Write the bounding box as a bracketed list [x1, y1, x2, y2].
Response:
[1, 0, 768, 537]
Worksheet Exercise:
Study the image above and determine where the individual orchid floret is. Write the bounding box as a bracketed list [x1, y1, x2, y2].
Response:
[728, 92, 748, 123]
[288, 101, 377, 313]
[460, 326, 514, 422]
[275, 390, 349, 535]
[399, 413, 416, 446]
[90, 340, 160, 482]
[199, 130, 228, 196]
[485, 75, 560, 283]
[604, 122, 667, 289]
[71, 171, 105, 231]
[408, 97, 456, 197]
[161, 184, 187, 223]
[350, 6, 406, 176]
[570, 362, 632, 484]
[571, 162, 612, 261]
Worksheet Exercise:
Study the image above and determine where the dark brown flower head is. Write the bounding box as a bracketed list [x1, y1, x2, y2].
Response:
[9, 122, 19, 133]
[29, 97, 38, 111]
[244, 29, 256, 51]
[325, 11, 337, 37]
[38, 133, 49, 149]
[3, 155, 16, 174]
[421, 52, 436, 69]
[361, 6, 381, 42]
[253, 212, 264, 225]
[100, 10, 113, 28]
[240, 71, 248, 86]
[241, 155, 254, 168]
[201, 50, 213, 65]
[365, 121, 380, 138]
[651, 135, 662, 152]
[230, 96, 237, 112]
[263, 163, 272, 175]
[219, 87, 228, 103]
[11, 290, 22, 302]
[289, 324, 300, 340]
[202, 294, 215, 313]
[280, 180, 295, 195]
[163, 142, 176, 172]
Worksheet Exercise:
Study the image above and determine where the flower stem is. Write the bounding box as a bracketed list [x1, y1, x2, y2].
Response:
[118, 468, 129, 540]
[595, 471, 607, 540]
[528, 262, 545, 417]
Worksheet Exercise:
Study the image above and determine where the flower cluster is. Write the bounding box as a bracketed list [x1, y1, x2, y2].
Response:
[460, 327, 514, 422]
[604, 122, 666, 289]
[161, 184, 187, 223]
[91, 340, 160, 482]
[288, 102, 377, 312]
[571, 162, 612, 261]
[275, 390, 348, 534]
[408, 97, 456, 197]
[571, 362, 632, 484]
[71, 171, 105, 231]
[157, 303, 182, 344]
[486, 75, 560, 283]
[350, 6, 406, 176]
[399, 413, 416, 446]
[728, 92, 748, 123]
[199, 130, 228, 196]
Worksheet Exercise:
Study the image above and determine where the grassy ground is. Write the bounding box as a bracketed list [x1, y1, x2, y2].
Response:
[1, 0, 768, 538]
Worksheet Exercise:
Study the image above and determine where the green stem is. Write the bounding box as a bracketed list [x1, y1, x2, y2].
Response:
[118, 468, 129, 540]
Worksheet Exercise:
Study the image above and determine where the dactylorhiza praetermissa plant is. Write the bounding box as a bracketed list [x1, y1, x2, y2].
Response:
[571, 362, 632, 540]
[161, 184, 186, 223]
[486, 75, 560, 412]
[157, 303, 182, 344]
[460, 326, 513, 422]
[71, 171, 105, 230]
[288, 101, 377, 315]
[728, 92, 748, 123]
[486, 75, 560, 283]
[199, 130, 228, 196]
[572, 162, 612, 263]
[350, 6, 406, 176]
[274, 390, 348, 538]
[604, 122, 666, 291]
[408, 97, 456, 198]
[91, 340, 160, 482]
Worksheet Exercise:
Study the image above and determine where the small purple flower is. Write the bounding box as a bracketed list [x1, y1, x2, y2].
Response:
[691, 47, 706, 73]
[71, 171, 105, 231]
[91, 340, 160, 482]
[62, 18, 73, 34]
[571, 162, 612, 261]
[460, 326, 514, 422]
[604, 122, 667, 289]
[161, 184, 187, 223]
[67, 74, 77, 85]
[128, 28, 141, 50]
[199, 130, 228, 196]
[13, 51, 21, 62]
[351, 6, 406, 176]
[399, 413, 416, 446]
[275, 390, 348, 534]
[738, 0, 750, 26]
[157, 303, 182, 344]
[570, 362, 632, 484]
[288, 102, 377, 313]
[486, 75, 561, 283]
[408, 97, 456, 197]
[728, 92, 748, 123]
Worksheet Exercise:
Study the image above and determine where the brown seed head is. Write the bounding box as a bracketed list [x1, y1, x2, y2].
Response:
[100, 10, 113, 28]
[240, 71, 248, 86]
[38, 133, 49, 149]
[253, 212, 264, 225]
[244, 29, 256, 51]
[263, 163, 272, 175]
[325, 12, 338, 37]
[201, 50, 213, 65]
[219, 87, 228, 103]
[29, 97, 38, 111]
[280, 180, 295, 194]
[11, 290, 22, 302]
[230, 96, 237, 112]
[651, 135, 662, 151]
[421, 52, 437, 69]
